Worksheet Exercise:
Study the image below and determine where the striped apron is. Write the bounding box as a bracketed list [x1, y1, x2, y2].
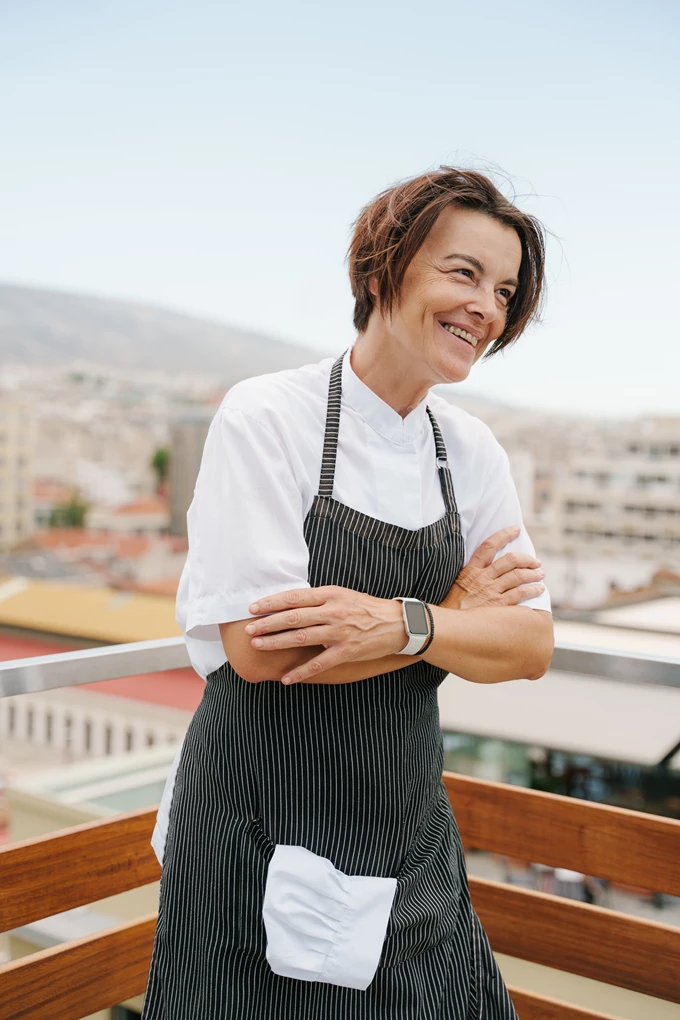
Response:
[142, 356, 518, 1019]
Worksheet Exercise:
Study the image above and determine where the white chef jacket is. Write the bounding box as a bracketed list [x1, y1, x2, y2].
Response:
[176, 349, 550, 682]
[153, 349, 551, 987]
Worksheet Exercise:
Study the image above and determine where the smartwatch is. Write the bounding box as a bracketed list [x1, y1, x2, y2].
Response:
[395, 598, 430, 655]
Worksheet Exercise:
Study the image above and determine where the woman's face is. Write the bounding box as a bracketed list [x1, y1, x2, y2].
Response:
[383, 206, 523, 386]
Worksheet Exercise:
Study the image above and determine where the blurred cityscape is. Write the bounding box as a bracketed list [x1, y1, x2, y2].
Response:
[1, 284, 679, 1016]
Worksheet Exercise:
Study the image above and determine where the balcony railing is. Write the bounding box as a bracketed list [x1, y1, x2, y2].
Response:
[0, 639, 679, 1020]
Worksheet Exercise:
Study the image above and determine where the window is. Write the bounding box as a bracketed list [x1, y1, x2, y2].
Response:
[145, 732, 155, 747]
[46, 712, 53, 743]
[105, 724, 113, 755]
[125, 729, 134, 752]
[84, 719, 92, 752]
[27, 708, 34, 739]
[8, 704, 15, 734]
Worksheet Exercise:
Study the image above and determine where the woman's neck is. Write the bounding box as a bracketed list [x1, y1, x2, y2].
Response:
[350, 332, 432, 420]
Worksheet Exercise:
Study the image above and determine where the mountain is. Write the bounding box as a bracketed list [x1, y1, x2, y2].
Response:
[0, 283, 321, 379]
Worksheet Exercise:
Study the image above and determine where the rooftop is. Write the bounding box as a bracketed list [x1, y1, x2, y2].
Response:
[113, 497, 169, 517]
[0, 578, 179, 643]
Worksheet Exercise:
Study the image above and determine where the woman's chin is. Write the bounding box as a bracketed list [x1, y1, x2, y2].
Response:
[436, 357, 473, 386]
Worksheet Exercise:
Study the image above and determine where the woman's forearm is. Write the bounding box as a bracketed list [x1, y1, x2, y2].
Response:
[422, 606, 553, 683]
[320, 606, 554, 685]
[222, 603, 553, 686]
[220, 619, 417, 684]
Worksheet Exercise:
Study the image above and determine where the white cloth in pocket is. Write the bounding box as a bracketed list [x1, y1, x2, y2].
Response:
[262, 844, 397, 991]
[151, 743, 183, 865]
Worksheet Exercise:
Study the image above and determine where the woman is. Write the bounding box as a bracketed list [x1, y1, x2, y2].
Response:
[144, 167, 553, 1019]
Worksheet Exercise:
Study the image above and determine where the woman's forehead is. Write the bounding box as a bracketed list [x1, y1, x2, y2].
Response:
[425, 206, 522, 271]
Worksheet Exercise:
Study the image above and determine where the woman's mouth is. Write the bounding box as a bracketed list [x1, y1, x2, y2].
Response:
[438, 321, 478, 348]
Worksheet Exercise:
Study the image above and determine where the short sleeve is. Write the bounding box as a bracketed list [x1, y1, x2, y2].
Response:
[183, 406, 311, 638]
[465, 441, 552, 613]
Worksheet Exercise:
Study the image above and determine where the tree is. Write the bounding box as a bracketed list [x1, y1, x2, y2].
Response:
[48, 493, 89, 528]
[151, 447, 170, 493]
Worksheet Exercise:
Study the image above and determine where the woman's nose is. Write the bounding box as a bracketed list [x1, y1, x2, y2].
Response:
[464, 286, 498, 322]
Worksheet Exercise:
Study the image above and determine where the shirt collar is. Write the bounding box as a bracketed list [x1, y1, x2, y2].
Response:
[341, 348, 429, 445]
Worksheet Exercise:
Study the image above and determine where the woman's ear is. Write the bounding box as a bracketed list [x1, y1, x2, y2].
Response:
[367, 276, 379, 298]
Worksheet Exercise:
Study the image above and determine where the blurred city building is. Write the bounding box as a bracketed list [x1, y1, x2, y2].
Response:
[87, 496, 170, 535]
[0, 398, 35, 551]
[32, 478, 73, 529]
[3, 530, 187, 591]
[552, 417, 680, 561]
[169, 411, 213, 537]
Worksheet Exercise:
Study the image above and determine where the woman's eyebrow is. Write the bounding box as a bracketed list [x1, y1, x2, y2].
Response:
[443, 253, 485, 272]
[443, 252, 519, 289]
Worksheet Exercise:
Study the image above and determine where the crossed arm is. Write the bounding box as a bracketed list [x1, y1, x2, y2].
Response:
[221, 526, 554, 687]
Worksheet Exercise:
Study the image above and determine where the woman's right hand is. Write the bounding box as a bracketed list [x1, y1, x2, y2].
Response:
[441, 526, 545, 610]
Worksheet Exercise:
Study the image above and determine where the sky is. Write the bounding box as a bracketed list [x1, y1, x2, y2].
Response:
[1, 0, 679, 416]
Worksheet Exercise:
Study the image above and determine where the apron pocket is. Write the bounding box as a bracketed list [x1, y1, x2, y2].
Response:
[262, 844, 397, 991]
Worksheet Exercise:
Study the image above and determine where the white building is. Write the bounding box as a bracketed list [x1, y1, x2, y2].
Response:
[0, 398, 35, 551]
[554, 418, 680, 566]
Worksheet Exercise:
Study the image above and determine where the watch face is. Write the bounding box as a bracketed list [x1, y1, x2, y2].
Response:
[404, 600, 429, 636]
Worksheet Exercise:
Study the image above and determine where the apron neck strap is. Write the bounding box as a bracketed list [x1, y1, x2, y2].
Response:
[425, 407, 458, 515]
[318, 352, 459, 516]
[318, 354, 344, 498]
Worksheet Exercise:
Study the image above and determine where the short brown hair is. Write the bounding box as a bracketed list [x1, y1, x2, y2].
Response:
[348, 167, 546, 356]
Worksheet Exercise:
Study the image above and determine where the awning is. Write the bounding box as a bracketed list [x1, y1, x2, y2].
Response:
[438, 670, 680, 767]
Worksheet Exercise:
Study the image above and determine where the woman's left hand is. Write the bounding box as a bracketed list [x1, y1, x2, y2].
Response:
[245, 586, 406, 684]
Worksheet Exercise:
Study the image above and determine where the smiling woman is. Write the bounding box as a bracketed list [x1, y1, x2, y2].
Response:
[349, 168, 545, 351]
[143, 167, 553, 1020]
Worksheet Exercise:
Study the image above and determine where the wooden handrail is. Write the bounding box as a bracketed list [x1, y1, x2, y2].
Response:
[0, 914, 620, 1020]
[506, 987, 620, 1020]
[0, 914, 157, 1020]
[3, 773, 679, 933]
[444, 772, 680, 898]
[471, 876, 680, 1003]
[0, 807, 160, 933]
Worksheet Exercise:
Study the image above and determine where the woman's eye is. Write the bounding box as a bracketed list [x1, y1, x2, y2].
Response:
[453, 268, 473, 279]
[497, 288, 512, 302]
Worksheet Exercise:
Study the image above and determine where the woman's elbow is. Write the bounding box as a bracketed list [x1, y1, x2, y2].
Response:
[228, 650, 278, 684]
[525, 616, 555, 681]
[237, 660, 267, 684]
[219, 621, 283, 683]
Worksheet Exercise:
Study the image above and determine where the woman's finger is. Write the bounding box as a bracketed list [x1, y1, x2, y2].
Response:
[466, 526, 521, 569]
[502, 583, 546, 606]
[281, 644, 348, 685]
[488, 551, 540, 580]
[496, 567, 545, 594]
[249, 586, 337, 616]
[245, 606, 327, 636]
[250, 624, 335, 652]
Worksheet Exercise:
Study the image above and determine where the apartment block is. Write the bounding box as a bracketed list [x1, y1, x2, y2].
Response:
[554, 418, 680, 565]
[0, 398, 35, 551]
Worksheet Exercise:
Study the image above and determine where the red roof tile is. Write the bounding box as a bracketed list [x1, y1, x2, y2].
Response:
[114, 497, 169, 516]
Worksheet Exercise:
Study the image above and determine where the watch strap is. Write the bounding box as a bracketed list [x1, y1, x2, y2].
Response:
[417, 603, 435, 655]
[395, 598, 431, 655]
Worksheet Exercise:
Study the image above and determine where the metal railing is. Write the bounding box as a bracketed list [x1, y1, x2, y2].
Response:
[0, 636, 189, 699]
[0, 636, 678, 699]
